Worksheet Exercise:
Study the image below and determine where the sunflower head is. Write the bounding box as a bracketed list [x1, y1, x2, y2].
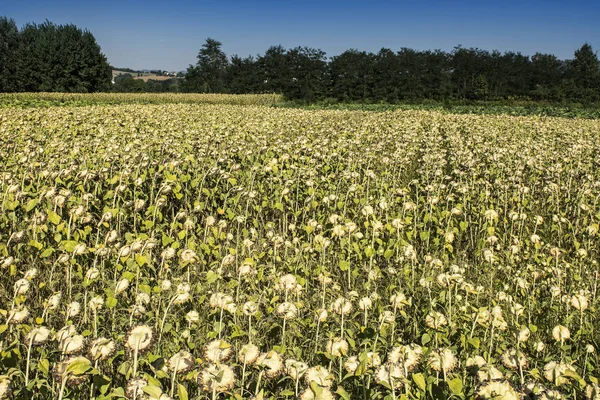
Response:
[89, 337, 117, 361]
[126, 325, 155, 354]
[52, 356, 92, 387]
[199, 364, 236, 393]
[167, 350, 195, 374]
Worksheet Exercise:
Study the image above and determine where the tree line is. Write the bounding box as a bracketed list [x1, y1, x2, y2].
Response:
[1, 16, 599, 103]
[185, 38, 600, 103]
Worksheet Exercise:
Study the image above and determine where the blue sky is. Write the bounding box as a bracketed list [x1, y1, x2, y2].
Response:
[3, 0, 599, 71]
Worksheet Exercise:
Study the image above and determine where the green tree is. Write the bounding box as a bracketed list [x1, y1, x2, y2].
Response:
[226, 55, 261, 94]
[330, 49, 375, 101]
[530, 53, 564, 100]
[15, 20, 111, 92]
[257, 45, 291, 94]
[569, 43, 600, 101]
[184, 38, 228, 92]
[0, 17, 19, 92]
[284, 46, 328, 102]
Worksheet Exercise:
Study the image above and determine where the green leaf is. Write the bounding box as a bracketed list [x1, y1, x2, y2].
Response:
[413, 373, 426, 392]
[355, 357, 368, 376]
[38, 358, 50, 374]
[62, 240, 79, 253]
[383, 249, 394, 260]
[339, 260, 350, 271]
[139, 284, 151, 295]
[109, 387, 125, 398]
[66, 359, 92, 375]
[309, 382, 324, 396]
[468, 337, 480, 349]
[448, 377, 463, 395]
[107, 296, 117, 309]
[40, 248, 54, 258]
[135, 254, 147, 266]
[421, 333, 431, 345]
[28, 240, 43, 250]
[162, 234, 173, 247]
[25, 199, 39, 212]
[47, 210, 61, 225]
[142, 384, 164, 399]
[206, 270, 218, 284]
[336, 386, 351, 400]
[177, 383, 188, 400]
[562, 368, 582, 381]
[5, 200, 18, 211]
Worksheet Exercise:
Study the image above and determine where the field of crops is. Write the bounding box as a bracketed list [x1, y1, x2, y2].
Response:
[1, 100, 600, 399]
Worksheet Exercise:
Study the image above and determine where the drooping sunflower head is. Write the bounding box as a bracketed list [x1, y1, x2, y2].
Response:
[89, 337, 117, 361]
[126, 325, 155, 354]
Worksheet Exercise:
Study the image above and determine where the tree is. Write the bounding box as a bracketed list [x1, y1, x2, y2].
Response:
[257, 45, 291, 94]
[569, 43, 600, 101]
[284, 47, 328, 102]
[451, 46, 492, 100]
[14, 20, 111, 92]
[0, 17, 19, 92]
[226, 55, 261, 94]
[530, 53, 564, 100]
[330, 49, 375, 101]
[184, 38, 228, 92]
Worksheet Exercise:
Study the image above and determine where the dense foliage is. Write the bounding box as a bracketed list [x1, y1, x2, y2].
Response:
[0, 17, 111, 93]
[183, 39, 600, 104]
[1, 98, 600, 399]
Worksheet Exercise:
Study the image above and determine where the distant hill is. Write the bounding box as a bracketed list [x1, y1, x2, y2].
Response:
[111, 69, 181, 83]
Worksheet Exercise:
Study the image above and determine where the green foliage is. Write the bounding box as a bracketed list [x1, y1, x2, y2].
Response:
[0, 17, 20, 92]
[183, 38, 229, 93]
[0, 17, 111, 92]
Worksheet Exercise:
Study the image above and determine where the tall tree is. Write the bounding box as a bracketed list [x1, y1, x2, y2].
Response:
[0, 17, 19, 92]
[330, 49, 375, 101]
[569, 43, 600, 101]
[451, 46, 491, 99]
[226, 55, 261, 94]
[184, 38, 228, 93]
[530, 53, 564, 100]
[257, 45, 291, 94]
[284, 47, 328, 102]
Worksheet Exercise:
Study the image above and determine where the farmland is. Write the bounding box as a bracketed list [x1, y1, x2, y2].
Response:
[1, 95, 600, 399]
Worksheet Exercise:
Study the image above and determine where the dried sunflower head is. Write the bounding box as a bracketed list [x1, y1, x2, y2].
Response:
[126, 325, 155, 354]
[167, 350, 195, 374]
[125, 377, 149, 399]
[199, 364, 236, 393]
[0, 376, 11, 400]
[89, 337, 116, 361]
[52, 356, 92, 387]
[238, 343, 260, 365]
[204, 339, 232, 363]
[257, 351, 284, 379]
[26, 326, 52, 346]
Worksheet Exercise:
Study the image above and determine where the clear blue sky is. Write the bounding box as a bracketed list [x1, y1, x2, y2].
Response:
[3, 0, 599, 71]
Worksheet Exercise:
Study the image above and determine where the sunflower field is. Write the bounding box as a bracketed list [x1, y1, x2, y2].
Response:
[1, 96, 600, 399]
